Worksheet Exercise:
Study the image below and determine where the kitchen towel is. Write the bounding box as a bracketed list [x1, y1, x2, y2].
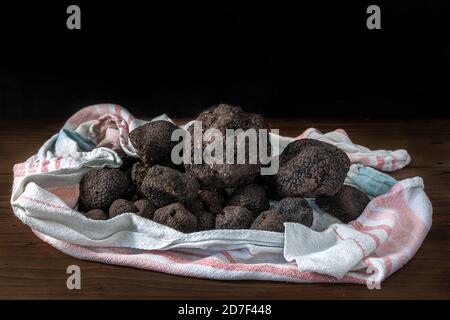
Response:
[11, 104, 432, 285]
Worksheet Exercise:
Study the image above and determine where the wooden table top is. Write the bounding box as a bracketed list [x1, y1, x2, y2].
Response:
[1, 118, 449, 299]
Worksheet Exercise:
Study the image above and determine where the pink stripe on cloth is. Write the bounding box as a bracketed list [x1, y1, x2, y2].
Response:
[32, 230, 366, 284]
[349, 180, 431, 279]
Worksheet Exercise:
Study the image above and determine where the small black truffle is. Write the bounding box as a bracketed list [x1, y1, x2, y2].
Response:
[185, 197, 205, 214]
[316, 185, 370, 223]
[198, 189, 224, 214]
[134, 199, 156, 219]
[274, 139, 350, 198]
[84, 209, 108, 220]
[131, 161, 150, 195]
[79, 168, 132, 211]
[141, 165, 200, 207]
[194, 210, 216, 231]
[129, 120, 179, 167]
[226, 184, 269, 216]
[256, 174, 283, 201]
[153, 203, 198, 233]
[109, 199, 138, 218]
[277, 197, 313, 227]
[215, 206, 254, 230]
[251, 210, 285, 232]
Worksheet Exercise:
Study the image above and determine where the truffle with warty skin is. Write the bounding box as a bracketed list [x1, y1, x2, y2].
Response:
[198, 189, 224, 214]
[134, 199, 156, 219]
[129, 120, 179, 167]
[194, 210, 216, 231]
[215, 206, 254, 230]
[115, 149, 139, 171]
[153, 203, 197, 233]
[184, 104, 271, 189]
[141, 165, 200, 207]
[274, 139, 350, 198]
[316, 185, 370, 223]
[226, 184, 269, 216]
[84, 209, 109, 221]
[131, 161, 150, 195]
[185, 197, 205, 214]
[109, 199, 138, 218]
[79, 168, 132, 211]
[277, 197, 313, 227]
[250, 210, 285, 232]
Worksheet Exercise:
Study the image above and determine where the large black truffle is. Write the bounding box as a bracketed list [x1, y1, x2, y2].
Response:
[274, 139, 350, 198]
[134, 199, 156, 219]
[226, 184, 269, 216]
[109, 199, 138, 218]
[141, 165, 200, 207]
[316, 185, 370, 223]
[215, 206, 254, 230]
[129, 120, 179, 167]
[277, 197, 313, 227]
[153, 203, 197, 233]
[251, 210, 285, 232]
[185, 104, 271, 189]
[79, 168, 132, 211]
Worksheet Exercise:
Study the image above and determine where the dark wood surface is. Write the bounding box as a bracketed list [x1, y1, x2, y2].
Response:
[1, 118, 449, 299]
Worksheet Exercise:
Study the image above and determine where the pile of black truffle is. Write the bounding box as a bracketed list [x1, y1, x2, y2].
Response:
[78, 104, 370, 233]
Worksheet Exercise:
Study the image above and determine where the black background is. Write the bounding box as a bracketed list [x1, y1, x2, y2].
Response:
[0, 1, 449, 119]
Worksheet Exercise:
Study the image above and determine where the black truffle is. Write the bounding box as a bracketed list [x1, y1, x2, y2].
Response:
[277, 197, 313, 227]
[131, 161, 150, 195]
[215, 206, 254, 230]
[198, 189, 224, 214]
[256, 174, 283, 201]
[153, 203, 197, 233]
[129, 120, 179, 167]
[141, 165, 200, 207]
[185, 104, 271, 189]
[251, 210, 285, 232]
[84, 209, 108, 220]
[194, 210, 216, 231]
[185, 197, 205, 214]
[316, 185, 370, 223]
[109, 199, 138, 218]
[79, 168, 132, 211]
[274, 139, 350, 198]
[115, 149, 139, 171]
[134, 199, 156, 219]
[226, 184, 269, 216]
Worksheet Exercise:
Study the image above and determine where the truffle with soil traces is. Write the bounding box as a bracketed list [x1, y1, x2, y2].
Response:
[153, 203, 198, 233]
[316, 185, 370, 223]
[215, 206, 254, 230]
[141, 165, 200, 208]
[79, 168, 132, 211]
[277, 197, 313, 227]
[274, 139, 350, 198]
[250, 210, 285, 232]
[129, 120, 179, 167]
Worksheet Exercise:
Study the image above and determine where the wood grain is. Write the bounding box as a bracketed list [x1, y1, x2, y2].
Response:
[1, 118, 449, 299]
